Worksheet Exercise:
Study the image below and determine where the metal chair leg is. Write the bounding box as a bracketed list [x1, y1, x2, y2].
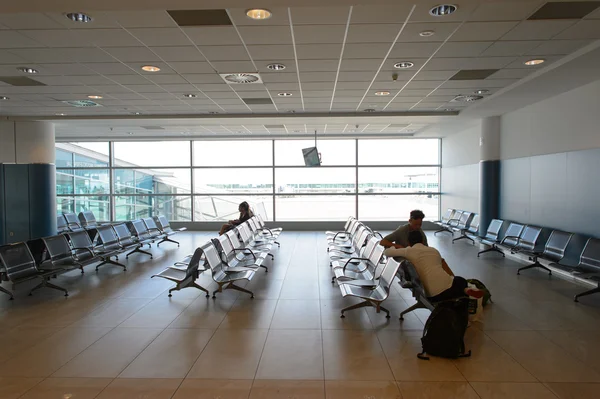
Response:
[477, 245, 504, 258]
[340, 300, 371, 318]
[29, 278, 68, 297]
[400, 301, 427, 320]
[95, 257, 127, 272]
[158, 237, 180, 247]
[452, 235, 475, 245]
[0, 285, 14, 300]
[225, 282, 254, 298]
[517, 262, 551, 276]
[191, 282, 210, 298]
[126, 246, 153, 259]
[574, 285, 600, 302]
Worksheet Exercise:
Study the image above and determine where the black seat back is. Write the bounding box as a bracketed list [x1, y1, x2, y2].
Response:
[154, 215, 173, 233]
[579, 238, 600, 273]
[501, 223, 525, 247]
[63, 213, 83, 231]
[543, 230, 573, 262]
[185, 247, 204, 279]
[0, 243, 39, 282]
[516, 225, 542, 251]
[483, 219, 503, 241]
[57, 215, 69, 233]
[67, 231, 96, 260]
[142, 217, 161, 235]
[42, 235, 75, 263]
[96, 226, 122, 252]
[113, 224, 136, 247]
[78, 211, 98, 228]
[131, 220, 153, 241]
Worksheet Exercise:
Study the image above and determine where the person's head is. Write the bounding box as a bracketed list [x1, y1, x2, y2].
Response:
[239, 201, 249, 213]
[408, 209, 425, 230]
[408, 230, 424, 247]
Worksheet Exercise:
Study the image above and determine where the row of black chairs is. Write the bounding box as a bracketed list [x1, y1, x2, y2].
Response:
[0, 214, 185, 300]
[436, 208, 600, 302]
[151, 215, 282, 299]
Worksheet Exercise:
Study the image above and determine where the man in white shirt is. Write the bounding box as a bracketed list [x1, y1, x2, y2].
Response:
[384, 231, 483, 301]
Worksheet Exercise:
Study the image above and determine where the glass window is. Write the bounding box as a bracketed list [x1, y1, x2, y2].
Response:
[358, 167, 440, 193]
[57, 197, 74, 215]
[114, 168, 190, 195]
[74, 169, 110, 195]
[114, 195, 192, 221]
[73, 196, 111, 221]
[56, 170, 74, 195]
[275, 168, 355, 194]
[275, 195, 354, 221]
[113, 141, 191, 167]
[194, 195, 273, 221]
[194, 168, 272, 194]
[194, 140, 272, 166]
[55, 149, 73, 168]
[275, 139, 355, 166]
[358, 139, 440, 165]
[358, 194, 439, 221]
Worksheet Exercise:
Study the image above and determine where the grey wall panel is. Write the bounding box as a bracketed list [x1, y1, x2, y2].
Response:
[0, 165, 5, 245]
[530, 152, 567, 230]
[28, 164, 57, 239]
[500, 157, 531, 223]
[565, 148, 600, 237]
[441, 163, 479, 213]
[3, 164, 30, 243]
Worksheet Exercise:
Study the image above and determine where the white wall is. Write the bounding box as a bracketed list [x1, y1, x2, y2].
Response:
[441, 122, 481, 213]
[14, 121, 55, 164]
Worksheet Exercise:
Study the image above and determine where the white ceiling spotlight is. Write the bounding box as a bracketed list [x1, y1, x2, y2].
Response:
[375, 91, 390, 96]
[246, 9, 272, 20]
[141, 65, 161, 72]
[394, 61, 414, 69]
[473, 89, 489, 95]
[209, 111, 219, 114]
[278, 92, 293, 97]
[524, 59, 545, 66]
[419, 30, 435, 37]
[183, 94, 197, 98]
[55, 113, 66, 116]
[267, 63, 286, 71]
[17, 67, 38, 74]
[0, 96, 9, 100]
[364, 108, 376, 113]
[429, 4, 458, 17]
[65, 12, 93, 23]
[131, 112, 141, 115]
[87, 95, 103, 99]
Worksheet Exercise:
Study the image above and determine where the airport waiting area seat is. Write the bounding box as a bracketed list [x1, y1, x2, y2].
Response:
[154, 215, 186, 247]
[57, 215, 70, 233]
[397, 260, 436, 320]
[452, 213, 480, 245]
[63, 212, 85, 232]
[78, 210, 102, 229]
[201, 240, 256, 299]
[435, 210, 464, 236]
[151, 247, 209, 298]
[331, 236, 386, 284]
[0, 242, 68, 299]
[434, 208, 456, 234]
[516, 229, 573, 276]
[41, 234, 86, 274]
[478, 221, 525, 257]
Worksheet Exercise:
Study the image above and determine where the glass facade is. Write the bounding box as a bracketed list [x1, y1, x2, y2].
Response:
[55, 139, 441, 222]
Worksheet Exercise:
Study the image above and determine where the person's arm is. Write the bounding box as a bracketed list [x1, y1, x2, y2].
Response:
[384, 247, 409, 258]
[441, 258, 454, 276]
[380, 228, 403, 248]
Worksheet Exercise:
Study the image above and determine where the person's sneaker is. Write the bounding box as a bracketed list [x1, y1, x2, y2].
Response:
[465, 288, 484, 299]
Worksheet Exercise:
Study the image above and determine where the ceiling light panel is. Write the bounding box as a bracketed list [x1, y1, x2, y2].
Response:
[246, 9, 272, 20]
[167, 9, 233, 26]
[528, 1, 600, 20]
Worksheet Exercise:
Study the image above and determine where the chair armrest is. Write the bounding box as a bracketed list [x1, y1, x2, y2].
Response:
[343, 257, 368, 271]
[71, 247, 96, 256]
[233, 247, 256, 260]
[261, 228, 274, 236]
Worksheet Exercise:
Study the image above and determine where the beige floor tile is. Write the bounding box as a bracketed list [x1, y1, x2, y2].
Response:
[320, 299, 374, 330]
[19, 377, 112, 399]
[69, 298, 152, 328]
[219, 299, 277, 329]
[119, 328, 214, 378]
[0, 326, 63, 364]
[453, 328, 536, 382]
[270, 299, 321, 329]
[545, 382, 600, 399]
[120, 296, 194, 328]
[325, 380, 401, 399]
[168, 297, 235, 329]
[172, 379, 253, 399]
[188, 329, 268, 379]
[256, 329, 324, 380]
[246, 279, 284, 299]
[473, 304, 533, 331]
[0, 327, 111, 377]
[95, 378, 181, 399]
[284, 266, 319, 281]
[377, 331, 465, 382]
[0, 377, 42, 399]
[280, 279, 321, 299]
[365, 300, 426, 331]
[53, 327, 162, 378]
[398, 382, 480, 399]
[470, 382, 558, 399]
[250, 380, 325, 399]
[541, 330, 600, 372]
[489, 330, 600, 382]
[322, 330, 394, 381]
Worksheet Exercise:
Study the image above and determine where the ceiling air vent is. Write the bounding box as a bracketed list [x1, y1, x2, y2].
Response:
[450, 69, 498, 80]
[264, 124, 286, 129]
[167, 10, 233, 26]
[0, 76, 46, 86]
[243, 98, 273, 105]
[452, 95, 484, 102]
[388, 124, 410, 128]
[141, 126, 165, 130]
[62, 100, 102, 107]
[220, 73, 263, 84]
[528, 1, 600, 20]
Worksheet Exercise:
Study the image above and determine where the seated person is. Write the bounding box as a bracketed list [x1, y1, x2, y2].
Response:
[219, 201, 254, 236]
[380, 209, 429, 249]
[384, 231, 483, 301]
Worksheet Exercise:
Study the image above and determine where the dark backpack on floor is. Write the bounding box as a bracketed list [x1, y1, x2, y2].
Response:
[418, 299, 471, 360]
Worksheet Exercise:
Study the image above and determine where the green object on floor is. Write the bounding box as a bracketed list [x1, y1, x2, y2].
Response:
[467, 278, 492, 307]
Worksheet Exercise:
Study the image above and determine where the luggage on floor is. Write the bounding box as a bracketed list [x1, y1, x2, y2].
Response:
[418, 299, 471, 360]
[467, 278, 492, 306]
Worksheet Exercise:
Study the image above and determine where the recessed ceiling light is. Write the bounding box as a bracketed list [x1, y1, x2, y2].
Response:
[87, 95, 103, 99]
[419, 30, 435, 37]
[524, 58, 545, 66]
[375, 91, 390, 96]
[267, 63, 286, 71]
[445, 108, 455, 111]
[141, 65, 161, 72]
[209, 111, 219, 114]
[246, 9, 272, 20]
[364, 108, 376, 113]
[473, 89, 489, 95]
[55, 113, 66, 116]
[293, 130, 301, 133]
[429, 4, 458, 17]
[0, 96, 8, 100]
[394, 61, 414, 69]
[278, 92, 293, 97]
[287, 110, 296, 113]
[65, 12, 92, 23]
[132, 112, 141, 115]
[183, 94, 197, 98]
[127, 132, 134, 135]
[17, 67, 38, 74]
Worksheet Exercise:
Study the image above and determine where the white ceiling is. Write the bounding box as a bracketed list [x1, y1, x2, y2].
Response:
[0, 0, 599, 138]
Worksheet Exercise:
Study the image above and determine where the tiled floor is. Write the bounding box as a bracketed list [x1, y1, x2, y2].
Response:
[1, 230, 600, 398]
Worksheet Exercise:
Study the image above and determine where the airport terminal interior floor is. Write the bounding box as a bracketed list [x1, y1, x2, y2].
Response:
[1, 231, 600, 399]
